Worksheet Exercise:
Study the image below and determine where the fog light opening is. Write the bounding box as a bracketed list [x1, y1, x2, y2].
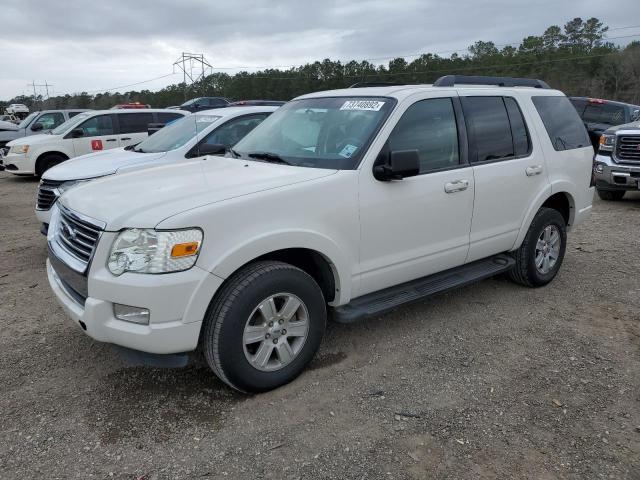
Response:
[78, 320, 87, 331]
[114, 304, 150, 325]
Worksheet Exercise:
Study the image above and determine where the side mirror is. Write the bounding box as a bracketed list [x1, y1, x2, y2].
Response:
[31, 122, 44, 132]
[70, 128, 84, 138]
[193, 143, 227, 157]
[373, 149, 420, 181]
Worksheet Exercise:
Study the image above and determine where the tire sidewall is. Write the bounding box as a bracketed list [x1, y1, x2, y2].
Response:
[212, 267, 326, 392]
[38, 154, 65, 177]
[525, 209, 567, 285]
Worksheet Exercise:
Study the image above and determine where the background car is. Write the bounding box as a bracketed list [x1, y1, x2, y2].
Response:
[0, 109, 89, 152]
[229, 100, 287, 107]
[1, 108, 188, 176]
[570, 97, 640, 148]
[35, 105, 278, 229]
[179, 97, 230, 112]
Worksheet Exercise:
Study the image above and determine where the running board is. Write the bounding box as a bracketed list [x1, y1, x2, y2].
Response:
[332, 254, 515, 324]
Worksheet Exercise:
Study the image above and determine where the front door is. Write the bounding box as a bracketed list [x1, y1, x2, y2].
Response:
[71, 114, 120, 156]
[357, 96, 474, 297]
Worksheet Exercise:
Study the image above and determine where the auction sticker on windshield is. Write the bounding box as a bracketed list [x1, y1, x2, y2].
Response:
[340, 100, 385, 111]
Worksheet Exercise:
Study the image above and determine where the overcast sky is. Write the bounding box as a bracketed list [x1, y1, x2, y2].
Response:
[1, 0, 639, 99]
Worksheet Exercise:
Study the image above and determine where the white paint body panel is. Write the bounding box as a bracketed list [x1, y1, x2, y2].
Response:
[48, 84, 594, 354]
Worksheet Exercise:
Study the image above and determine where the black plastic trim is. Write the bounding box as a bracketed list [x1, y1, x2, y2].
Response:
[434, 75, 550, 89]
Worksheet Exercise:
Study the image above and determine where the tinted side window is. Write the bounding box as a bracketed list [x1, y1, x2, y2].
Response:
[36, 112, 65, 129]
[77, 115, 114, 136]
[461, 97, 514, 162]
[582, 104, 625, 126]
[504, 97, 531, 157]
[569, 99, 588, 118]
[68, 111, 83, 118]
[203, 114, 269, 147]
[157, 112, 183, 124]
[118, 113, 154, 134]
[532, 96, 590, 151]
[387, 98, 459, 173]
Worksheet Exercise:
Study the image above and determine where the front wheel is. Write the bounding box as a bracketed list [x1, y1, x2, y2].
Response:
[507, 207, 567, 287]
[202, 261, 326, 393]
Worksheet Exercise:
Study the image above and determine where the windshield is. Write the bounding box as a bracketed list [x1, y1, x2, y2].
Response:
[134, 114, 221, 153]
[18, 112, 38, 129]
[51, 112, 93, 135]
[582, 104, 626, 126]
[232, 97, 395, 169]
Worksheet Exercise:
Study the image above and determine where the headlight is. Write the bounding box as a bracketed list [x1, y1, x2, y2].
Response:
[56, 179, 91, 194]
[9, 144, 29, 154]
[599, 134, 616, 152]
[107, 228, 203, 276]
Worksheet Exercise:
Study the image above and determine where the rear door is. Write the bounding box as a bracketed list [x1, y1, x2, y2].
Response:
[116, 112, 154, 148]
[70, 114, 120, 157]
[462, 94, 551, 262]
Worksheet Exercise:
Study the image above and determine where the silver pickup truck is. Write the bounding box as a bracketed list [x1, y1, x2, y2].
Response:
[594, 120, 640, 200]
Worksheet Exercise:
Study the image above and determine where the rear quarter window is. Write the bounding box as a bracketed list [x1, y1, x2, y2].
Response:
[531, 96, 590, 151]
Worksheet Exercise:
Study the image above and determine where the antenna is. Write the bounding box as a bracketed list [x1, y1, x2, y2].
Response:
[172, 52, 213, 101]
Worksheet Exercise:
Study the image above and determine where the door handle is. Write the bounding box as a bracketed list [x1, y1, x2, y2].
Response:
[120, 137, 132, 141]
[105, 138, 117, 142]
[444, 179, 469, 193]
[525, 165, 543, 176]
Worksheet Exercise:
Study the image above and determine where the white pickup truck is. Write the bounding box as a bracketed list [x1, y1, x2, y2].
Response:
[46, 75, 594, 392]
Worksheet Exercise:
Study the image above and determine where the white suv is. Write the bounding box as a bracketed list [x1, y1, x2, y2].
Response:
[2, 108, 188, 176]
[35, 106, 278, 228]
[45, 76, 594, 392]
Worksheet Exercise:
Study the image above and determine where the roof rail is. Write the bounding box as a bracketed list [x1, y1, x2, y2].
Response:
[433, 75, 550, 89]
[348, 82, 406, 88]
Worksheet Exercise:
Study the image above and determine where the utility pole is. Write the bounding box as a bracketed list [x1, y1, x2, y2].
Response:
[172, 53, 213, 101]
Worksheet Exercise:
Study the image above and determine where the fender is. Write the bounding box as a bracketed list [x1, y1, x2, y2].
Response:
[199, 229, 353, 306]
[512, 182, 575, 249]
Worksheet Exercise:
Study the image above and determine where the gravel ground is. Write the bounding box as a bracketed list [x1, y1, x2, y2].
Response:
[0, 171, 639, 480]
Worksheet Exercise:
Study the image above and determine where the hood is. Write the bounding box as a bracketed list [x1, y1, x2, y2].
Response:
[8, 132, 58, 146]
[44, 148, 167, 181]
[604, 121, 640, 134]
[60, 156, 337, 230]
[0, 120, 18, 131]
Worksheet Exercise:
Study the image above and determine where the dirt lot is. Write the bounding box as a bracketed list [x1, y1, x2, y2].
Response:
[0, 171, 639, 480]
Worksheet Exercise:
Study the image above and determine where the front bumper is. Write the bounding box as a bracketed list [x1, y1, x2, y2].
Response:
[47, 255, 223, 354]
[1, 152, 35, 175]
[35, 207, 53, 225]
[594, 154, 640, 191]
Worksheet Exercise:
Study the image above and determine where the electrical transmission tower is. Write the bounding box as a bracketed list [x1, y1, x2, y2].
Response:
[172, 53, 213, 101]
[28, 81, 53, 108]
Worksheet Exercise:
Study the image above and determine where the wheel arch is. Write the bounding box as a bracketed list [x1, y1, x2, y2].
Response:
[513, 189, 575, 250]
[201, 231, 353, 306]
[35, 151, 70, 176]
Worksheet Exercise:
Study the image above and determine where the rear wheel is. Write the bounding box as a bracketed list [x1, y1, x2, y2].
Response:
[507, 207, 567, 287]
[36, 153, 66, 177]
[202, 261, 326, 393]
[597, 189, 625, 201]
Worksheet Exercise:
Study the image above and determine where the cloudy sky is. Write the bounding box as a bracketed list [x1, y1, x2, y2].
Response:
[1, 0, 639, 99]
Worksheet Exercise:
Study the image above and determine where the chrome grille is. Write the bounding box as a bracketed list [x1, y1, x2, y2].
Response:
[54, 206, 103, 266]
[37, 179, 63, 210]
[615, 135, 640, 164]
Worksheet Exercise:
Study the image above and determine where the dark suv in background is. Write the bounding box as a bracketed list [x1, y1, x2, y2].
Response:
[570, 97, 640, 148]
[179, 97, 230, 112]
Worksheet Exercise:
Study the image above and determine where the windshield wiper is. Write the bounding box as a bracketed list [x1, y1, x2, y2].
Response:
[247, 151, 292, 165]
[230, 148, 241, 158]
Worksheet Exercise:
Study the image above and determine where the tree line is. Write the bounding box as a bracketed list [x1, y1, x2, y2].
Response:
[3, 17, 640, 111]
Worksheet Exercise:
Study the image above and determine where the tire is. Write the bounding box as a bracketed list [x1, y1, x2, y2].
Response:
[36, 154, 66, 177]
[507, 207, 567, 288]
[201, 261, 326, 393]
[597, 189, 625, 201]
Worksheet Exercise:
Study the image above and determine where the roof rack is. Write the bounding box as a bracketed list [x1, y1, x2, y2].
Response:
[433, 75, 550, 89]
[348, 82, 406, 88]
